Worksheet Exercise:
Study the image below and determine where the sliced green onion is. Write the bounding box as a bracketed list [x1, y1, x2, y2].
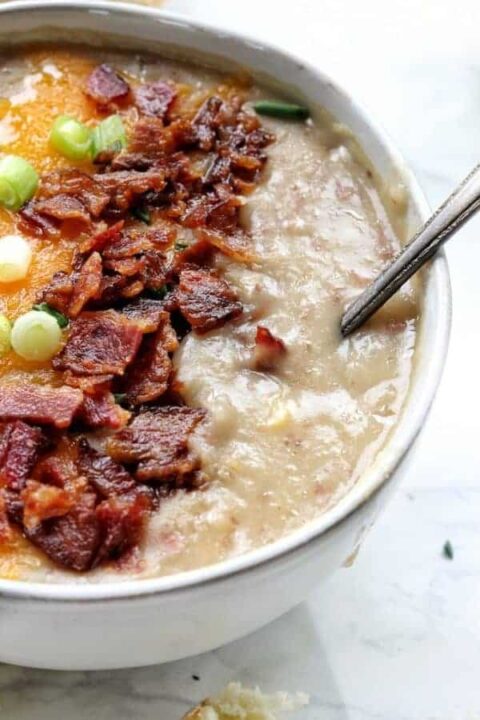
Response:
[11, 310, 62, 362]
[175, 242, 188, 251]
[0, 155, 38, 211]
[50, 115, 93, 161]
[0, 314, 11, 357]
[443, 540, 454, 560]
[0, 234, 32, 283]
[252, 100, 309, 120]
[113, 393, 127, 405]
[149, 285, 170, 300]
[132, 207, 151, 224]
[32, 302, 69, 329]
[92, 115, 127, 160]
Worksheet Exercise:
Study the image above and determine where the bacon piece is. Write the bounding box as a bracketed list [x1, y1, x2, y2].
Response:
[25, 490, 101, 571]
[94, 170, 166, 213]
[0, 492, 11, 541]
[34, 195, 91, 224]
[171, 238, 214, 273]
[107, 406, 206, 483]
[78, 390, 131, 430]
[38, 170, 110, 218]
[78, 440, 138, 498]
[192, 96, 223, 151]
[176, 266, 242, 332]
[0, 421, 46, 491]
[38, 271, 74, 315]
[77, 441, 151, 566]
[68, 252, 103, 318]
[254, 326, 287, 370]
[21, 480, 74, 531]
[135, 81, 176, 119]
[52, 310, 143, 377]
[104, 256, 146, 277]
[19, 202, 60, 237]
[198, 227, 253, 263]
[123, 313, 178, 405]
[94, 492, 151, 566]
[121, 297, 167, 333]
[86, 64, 130, 106]
[63, 372, 113, 394]
[0, 386, 83, 429]
[80, 220, 125, 254]
[125, 116, 191, 159]
[102, 225, 175, 259]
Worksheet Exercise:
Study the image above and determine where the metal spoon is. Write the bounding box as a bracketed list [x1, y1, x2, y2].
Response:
[341, 162, 480, 336]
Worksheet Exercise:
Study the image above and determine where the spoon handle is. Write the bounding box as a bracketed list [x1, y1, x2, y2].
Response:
[341, 162, 480, 336]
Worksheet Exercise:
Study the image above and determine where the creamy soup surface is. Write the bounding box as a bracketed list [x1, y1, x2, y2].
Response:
[0, 46, 418, 582]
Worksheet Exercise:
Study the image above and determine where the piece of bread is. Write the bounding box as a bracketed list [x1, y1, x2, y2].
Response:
[183, 682, 309, 720]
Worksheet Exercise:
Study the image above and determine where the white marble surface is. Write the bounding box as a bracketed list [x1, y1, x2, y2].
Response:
[2, 0, 480, 717]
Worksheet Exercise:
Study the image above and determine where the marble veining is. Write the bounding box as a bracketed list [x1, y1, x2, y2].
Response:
[1, 0, 480, 717]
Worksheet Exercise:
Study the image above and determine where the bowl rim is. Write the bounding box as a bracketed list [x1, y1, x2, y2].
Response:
[0, 0, 451, 603]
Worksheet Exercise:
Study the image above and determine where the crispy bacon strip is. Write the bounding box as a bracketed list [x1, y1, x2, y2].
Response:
[134, 81, 176, 119]
[86, 64, 130, 106]
[122, 312, 178, 405]
[68, 252, 103, 318]
[107, 406, 206, 484]
[0, 421, 46, 491]
[52, 311, 143, 377]
[77, 391, 131, 430]
[0, 386, 83, 429]
[176, 266, 243, 332]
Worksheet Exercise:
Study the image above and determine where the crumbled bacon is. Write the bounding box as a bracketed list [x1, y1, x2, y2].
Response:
[39, 271, 74, 315]
[78, 440, 138, 498]
[175, 266, 243, 332]
[120, 297, 167, 333]
[68, 252, 103, 317]
[77, 390, 131, 430]
[63, 372, 113, 394]
[19, 202, 60, 237]
[21, 480, 74, 531]
[0, 386, 83, 429]
[107, 406, 206, 483]
[38, 170, 111, 218]
[192, 96, 223, 151]
[122, 312, 178, 405]
[80, 220, 125, 254]
[101, 224, 175, 259]
[0, 492, 11, 541]
[0, 421, 46, 491]
[94, 491, 151, 566]
[86, 64, 130, 107]
[25, 490, 100, 571]
[34, 194, 92, 224]
[197, 227, 253, 263]
[94, 170, 166, 214]
[0, 80, 275, 572]
[135, 81, 176, 119]
[254, 326, 287, 370]
[52, 310, 143, 377]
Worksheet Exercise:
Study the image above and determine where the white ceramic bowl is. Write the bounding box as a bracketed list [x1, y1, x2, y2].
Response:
[0, 0, 451, 670]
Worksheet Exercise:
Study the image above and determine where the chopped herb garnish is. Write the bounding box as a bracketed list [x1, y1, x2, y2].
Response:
[132, 207, 151, 225]
[253, 100, 309, 120]
[443, 540, 454, 560]
[113, 393, 127, 405]
[175, 242, 188, 251]
[32, 303, 69, 329]
[149, 285, 170, 300]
